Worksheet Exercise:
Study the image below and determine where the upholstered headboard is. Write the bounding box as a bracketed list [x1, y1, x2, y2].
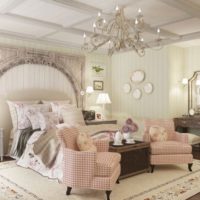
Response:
[0, 45, 85, 153]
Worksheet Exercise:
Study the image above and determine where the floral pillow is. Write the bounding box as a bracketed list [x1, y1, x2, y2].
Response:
[7, 100, 39, 130]
[15, 104, 50, 129]
[38, 112, 59, 131]
[149, 126, 168, 142]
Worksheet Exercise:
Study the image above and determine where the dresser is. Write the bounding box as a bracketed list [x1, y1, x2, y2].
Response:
[173, 117, 200, 132]
[0, 128, 3, 162]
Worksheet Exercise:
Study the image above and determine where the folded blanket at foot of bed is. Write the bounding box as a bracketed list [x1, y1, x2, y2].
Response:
[33, 128, 60, 168]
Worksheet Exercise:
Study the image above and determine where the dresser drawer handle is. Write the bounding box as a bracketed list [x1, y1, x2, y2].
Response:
[181, 121, 187, 124]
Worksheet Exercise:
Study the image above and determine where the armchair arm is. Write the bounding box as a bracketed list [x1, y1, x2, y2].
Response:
[143, 131, 151, 142]
[93, 139, 109, 152]
[63, 148, 96, 187]
[174, 132, 189, 143]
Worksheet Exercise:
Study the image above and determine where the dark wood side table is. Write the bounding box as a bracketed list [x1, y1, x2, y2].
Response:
[109, 141, 150, 179]
[85, 119, 117, 125]
[174, 116, 200, 132]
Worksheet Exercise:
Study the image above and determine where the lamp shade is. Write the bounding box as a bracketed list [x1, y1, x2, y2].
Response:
[86, 86, 94, 94]
[96, 93, 111, 104]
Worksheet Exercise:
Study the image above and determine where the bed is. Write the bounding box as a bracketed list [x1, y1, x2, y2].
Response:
[0, 45, 119, 181]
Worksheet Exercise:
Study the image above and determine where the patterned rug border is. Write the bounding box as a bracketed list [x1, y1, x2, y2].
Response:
[1, 160, 200, 200]
[0, 161, 44, 200]
[124, 160, 200, 200]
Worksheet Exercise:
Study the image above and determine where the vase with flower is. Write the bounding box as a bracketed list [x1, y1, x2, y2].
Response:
[122, 118, 138, 144]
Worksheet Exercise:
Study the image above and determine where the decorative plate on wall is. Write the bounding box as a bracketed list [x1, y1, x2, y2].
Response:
[143, 82, 153, 94]
[132, 88, 142, 99]
[131, 70, 145, 83]
[123, 83, 131, 93]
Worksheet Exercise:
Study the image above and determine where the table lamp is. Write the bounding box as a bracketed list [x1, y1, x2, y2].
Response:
[96, 93, 111, 119]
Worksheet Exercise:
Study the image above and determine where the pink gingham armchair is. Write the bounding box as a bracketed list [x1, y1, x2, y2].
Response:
[143, 119, 193, 173]
[57, 127, 121, 200]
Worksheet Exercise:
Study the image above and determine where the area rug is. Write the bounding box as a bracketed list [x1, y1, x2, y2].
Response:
[0, 160, 200, 200]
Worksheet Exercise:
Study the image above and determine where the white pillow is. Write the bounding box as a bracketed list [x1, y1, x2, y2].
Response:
[41, 100, 70, 112]
[7, 100, 39, 130]
[61, 106, 85, 126]
[15, 104, 50, 129]
[38, 112, 59, 131]
[187, 133, 200, 145]
[51, 102, 75, 122]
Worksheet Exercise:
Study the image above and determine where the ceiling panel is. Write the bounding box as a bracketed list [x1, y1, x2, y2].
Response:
[124, 0, 190, 27]
[75, 0, 138, 12]
[47, 31, 83, 44]
[163, 18, 200, 35]
[0, 16, 55, 37]
[10, 0, 91, 27]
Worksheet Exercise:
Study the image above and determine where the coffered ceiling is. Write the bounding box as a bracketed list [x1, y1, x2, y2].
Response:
[0, 0, 200, 51]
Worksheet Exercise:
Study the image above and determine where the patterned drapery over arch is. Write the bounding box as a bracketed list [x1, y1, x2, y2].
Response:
[0, 46, 85, 107]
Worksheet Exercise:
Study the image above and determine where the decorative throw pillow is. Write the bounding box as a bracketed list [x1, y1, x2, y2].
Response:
[42, 100, 70, 112]
[61, 106, 85, 126]
[49, 101, 73, 122]
[15, 104, 50, 129]
[149, 126, 168, 142]
[7, 100, 39, 130]
[38, 112, 59, 131]
[77, 132, 97, 152]
[26, 110, 40, 130]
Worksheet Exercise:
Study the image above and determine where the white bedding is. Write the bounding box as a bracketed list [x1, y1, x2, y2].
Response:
[16, 124, 119, 181]
[17, 130, 63, 181]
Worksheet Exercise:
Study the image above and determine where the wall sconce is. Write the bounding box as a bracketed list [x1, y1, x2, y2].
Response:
[182, 78, 188, 86]
[80, 86, 94, 109]
[86, 86, 94, 94]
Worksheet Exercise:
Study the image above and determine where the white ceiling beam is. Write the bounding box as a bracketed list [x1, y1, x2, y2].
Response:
[152, 16, 193, 28]
[159, 0, 200, 18]
[41, 0, 100, 15]
[5, 13, 94, 37]
[0, 30, 106, 54]
[0, 0, 26, 14]
[143, 23, 179, 38]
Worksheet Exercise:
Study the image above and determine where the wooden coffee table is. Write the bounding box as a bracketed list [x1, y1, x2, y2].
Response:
[109, 140, 150, 179]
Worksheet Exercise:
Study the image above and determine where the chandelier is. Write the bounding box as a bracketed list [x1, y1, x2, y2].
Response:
[82, 6, 163, 56]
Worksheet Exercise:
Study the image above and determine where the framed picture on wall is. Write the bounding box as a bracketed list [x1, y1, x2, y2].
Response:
[93, 80, 104, 90]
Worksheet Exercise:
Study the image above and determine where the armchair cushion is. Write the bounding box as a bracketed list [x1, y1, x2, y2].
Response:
[151, 141, 192, 155]
[77, 132, 97, 152]
[95, 152, 121, 177]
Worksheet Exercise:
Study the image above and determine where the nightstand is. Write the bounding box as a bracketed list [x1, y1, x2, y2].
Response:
[0, 128, 3, 162]
[85, 119, 117, 125]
